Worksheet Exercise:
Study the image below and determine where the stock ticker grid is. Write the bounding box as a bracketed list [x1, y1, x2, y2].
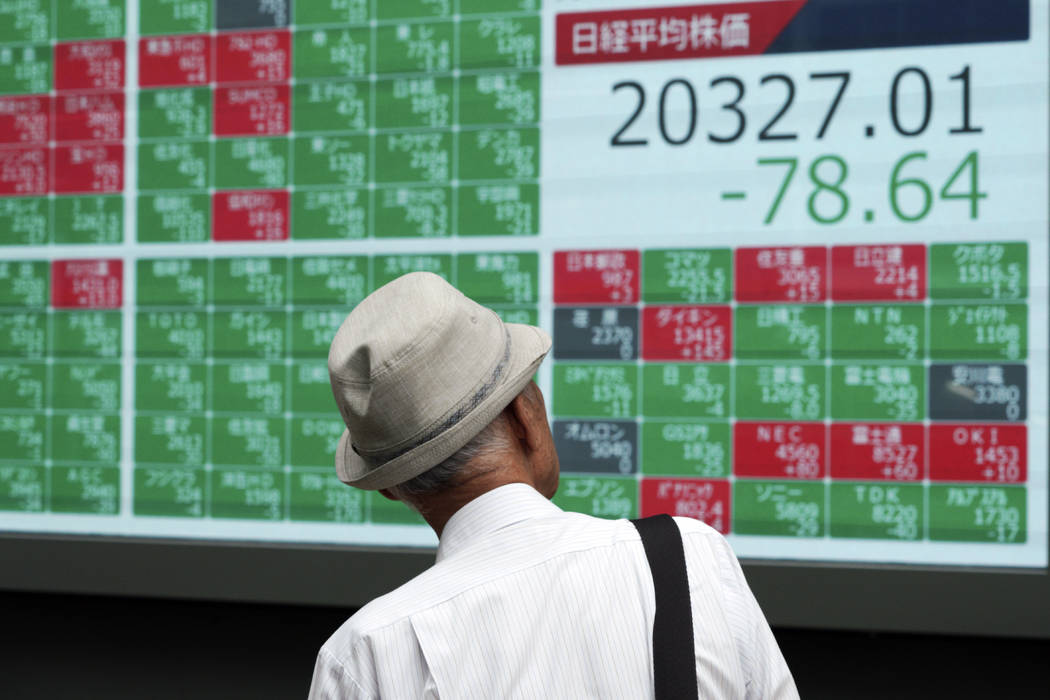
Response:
[0, 0, 1045, 568]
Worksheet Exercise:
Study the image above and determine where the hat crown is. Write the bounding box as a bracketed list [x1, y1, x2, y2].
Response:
[328, 272, 506, 460]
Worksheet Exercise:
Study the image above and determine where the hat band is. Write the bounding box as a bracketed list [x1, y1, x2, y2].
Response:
[350, 328, 512, 469]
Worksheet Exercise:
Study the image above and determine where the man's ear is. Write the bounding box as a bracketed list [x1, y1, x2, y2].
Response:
[507, 387, 543, 452]
[378, 488, 399, 502]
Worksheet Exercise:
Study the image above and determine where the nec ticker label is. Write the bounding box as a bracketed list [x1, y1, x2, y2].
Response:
[0, 1, 1046, 569]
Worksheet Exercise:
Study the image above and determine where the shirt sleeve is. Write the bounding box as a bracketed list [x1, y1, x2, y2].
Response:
[708, 532, 800, 700]
[308, 648, 374, 700]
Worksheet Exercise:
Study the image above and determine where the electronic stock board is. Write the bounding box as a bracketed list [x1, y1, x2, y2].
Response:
[0, 0, 1046, 581]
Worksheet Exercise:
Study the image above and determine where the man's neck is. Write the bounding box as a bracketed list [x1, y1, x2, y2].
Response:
[418, 460, 537, 537]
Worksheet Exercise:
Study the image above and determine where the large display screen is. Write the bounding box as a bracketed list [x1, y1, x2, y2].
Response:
[0, 0, 1046, 570]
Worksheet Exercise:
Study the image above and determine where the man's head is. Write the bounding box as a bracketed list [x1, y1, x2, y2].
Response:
[327, 272, 557, 524]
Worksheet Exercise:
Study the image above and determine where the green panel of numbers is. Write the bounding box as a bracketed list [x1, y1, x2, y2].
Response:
[0, 362, 46, 410]
[458, 71, 540, 126]
[51, 413, 120, 464]
[456, 252, 537, 305]
[211, 362, 286, 415]
[210, 417, 285, 468]
[290, 471, 366, 523]
[57, 0, 124, 40]
[51, 311, 121, 359]
[373, 254, 451, 288]
[928, 303, 1026, 361]
[51, 363, 120, 411]
[137, 258, 208, 306]
[829, 363, 925, 421]
[641, 363, 730, 419]
[135, 362, 206, 412]
[735, 305, 825, 360]
[51, 466, 118, 514]
[137, 194, 210, 243]
[0, 0, 50, 43]
[292, 0, 370, 27]
[290, 309, 345, 358]
[212, 138, 289, 189]
[210, 468, 286, 520]
[734, 364, 824, 421]
[553, 476, 638, 519]
[212, 257, 287, 306]
[53, 196, 122, 244]
[642, 249, 731, 303]
[210, 311, 286, 359]
[829, 483, 923, 540]
[553, 364, 637, 419]
[290, 362, 334, 414]
[929, 242, 1027, 300]
[138, 142, 210, 191]
[929, 485, 1025, 543]
[733, 480, 825, 537]
[136, 310, 207, 359]
[0, 465, 45, 512]
[458, 16, 540, 70]
[134, 415, 206, 466]
[640, 421, 730, 478]
[830, 304, 925, 360]
[293, 135, 369, 187]
[139, 0, 213, 35]
[291, 256, 369, 305]
[375, 76, 452, 130]
[292, 80, 369, 133]
[0, 198, 49, 245]
[458, 128, 539, 181]
[374, 133, 451, 184]
[292, 189, 370, 239]
[457, 183, 538, 236]
[0, 261, 48, 307]
[290, 417, 344, 468]
[374, 21, 452, 74]
[139, 87, 211, 139]
[374, 186, 450, 238]
[134, 466, 205, 517]
[293, 27, 370, 80]
[0, 45, 51, 94]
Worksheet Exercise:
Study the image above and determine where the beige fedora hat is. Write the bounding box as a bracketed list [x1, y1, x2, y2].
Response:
[328, 271, 551, 490]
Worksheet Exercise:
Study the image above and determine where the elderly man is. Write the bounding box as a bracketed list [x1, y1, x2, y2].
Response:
[309, 272, 797, 699]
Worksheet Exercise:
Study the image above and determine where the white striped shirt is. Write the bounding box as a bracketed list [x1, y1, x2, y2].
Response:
[308, 484, 798, 699]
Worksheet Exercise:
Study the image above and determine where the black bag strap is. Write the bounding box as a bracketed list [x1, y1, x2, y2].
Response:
[631, 514, 698, 700]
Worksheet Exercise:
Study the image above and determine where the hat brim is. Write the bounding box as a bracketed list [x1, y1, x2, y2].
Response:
[334, 322, 552, 491]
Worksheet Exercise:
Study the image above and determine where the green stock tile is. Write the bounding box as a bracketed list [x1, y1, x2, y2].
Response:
[460, 0, 539, 15]
[134, 415, 206, 465]
[133, 466, 205, 517]
[50, 466, 119, 514]
[290, 362, 335, 413]
[52, 196, 122, 244]
[136, 193, 211, 243]
[830, 305, 925, 360]
[459, 16, 539, 70]
[211, 468, 286, 520]
[211, 310, 287, 359]
[137, 258, 208, 306]
[375, 132, 451, 184]
[735, 305, 825, 361]
[457, 183, 538, 236]
[734, 364, 824, 421]
[56, 0, 124, 39]
[0, 1, 49, 43]
[553, 363, 637, 419]
[292, 80, 369, 133]
[0, 198, 49, 245]
[139, 0, 213, 34]
[0, 414, 45, 461]
[375, 76, 452, 130]
[494, 307, 537, 325]
[291, 256, 368, 305]
[212, 257, 287, 306]
[458, 127, 539, 181]
[456, 252, 538, 304]
[553, 476, 638, 519]
[51, 362, 120, 411]
[138, 141, 210, 191]
[290, 471, 365, 522]
[212, 361, 286, 414]
[374, 186, 450, 238]
[293, 27, 371, 80]
[929, 304, 1026, 361]
[0, 464, 45, 512]
[51, 413, 120, 463]
[929, 242, 1027, 300]
[292, 189, 369, 239]
[641, 363, 730, 419]
[138, 87, 211, 139]
[135, 362, 206, 412]
[375, 21, 452, 74]
[0, 312, 46, 358]
[458, 71, 539, 126]
[733, 480, 825, 537]
[290, 417, 343, 468]
[376, 0, 450, 20]
[52, 311, 121, 359]
[291, 309, 345, 358]
[0, 44, 51, 94]
[929, 485, 1026, 543]
[642, 248, 731, 303]
[0, 261, 48, 307]
[293, 0, 370, 26]
[369, 490, 426, 525]
[640, 421, 730, 478]
[829, 482, 923, 540]
[0, 361, 45, 410]
[292, 135, 369, 187]
[830, 363, 925, 421]
[213, 138, 289, 189]
[135, 310, 207, 359]
[210, 416, 286, 468]
[373, 254, 451, 288]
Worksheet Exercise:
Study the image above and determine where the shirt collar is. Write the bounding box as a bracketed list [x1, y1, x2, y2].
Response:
[436, 483, 562, 562]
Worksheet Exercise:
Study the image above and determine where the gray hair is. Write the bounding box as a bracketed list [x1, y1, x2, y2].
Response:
[388, 412, 513, 508]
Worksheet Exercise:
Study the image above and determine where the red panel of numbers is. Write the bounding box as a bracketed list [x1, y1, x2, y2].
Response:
[928, 424, 1027, 483]
[641, 305, 732, 361]
[0, 96, 50, 145]
[213, 190, 289, 241]
[52, 144, 124, 193]
[829, 423, 924, 481]
[51, 259, 123, 309]
[735, 246, 827, 302]
[216, 30, 291, 84]
[553, 249, 640, 304]
[734, 421, 826, 479]
[54, 92, 125, 143]
[54, 40, 125, 91]
[640, 478, 730, 534]
[831, 244, 926, 300]
[138, 34, 212, 87]
[213, 84, 290, 136]
[0, 147, 49, 195]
